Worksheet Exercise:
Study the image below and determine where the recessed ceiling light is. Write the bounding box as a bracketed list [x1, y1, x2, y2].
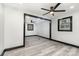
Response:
[70, 6, 74, 9]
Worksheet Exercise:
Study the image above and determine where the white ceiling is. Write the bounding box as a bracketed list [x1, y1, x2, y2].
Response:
[4, 3, 79, 19]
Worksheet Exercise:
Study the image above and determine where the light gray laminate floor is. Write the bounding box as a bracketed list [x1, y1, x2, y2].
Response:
[4, 36, 79, 56]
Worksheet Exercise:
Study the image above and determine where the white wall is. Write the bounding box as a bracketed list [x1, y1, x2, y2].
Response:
[0, 4, 4, 55]
[4, 6, 24, 49]
[36, 21, 49, 38]
[52, 11, 79, 46]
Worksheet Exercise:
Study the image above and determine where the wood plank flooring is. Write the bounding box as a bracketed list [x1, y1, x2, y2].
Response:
[4, 36, 79, 56]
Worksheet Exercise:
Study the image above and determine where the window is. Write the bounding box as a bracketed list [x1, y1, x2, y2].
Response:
[27, 24, 34, 31]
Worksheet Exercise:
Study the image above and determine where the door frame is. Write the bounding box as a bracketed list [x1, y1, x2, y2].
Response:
[23, 13, 52, 46]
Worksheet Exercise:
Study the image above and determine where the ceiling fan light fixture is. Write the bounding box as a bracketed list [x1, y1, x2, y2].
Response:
[50, 12, 54, 15]
[41, 3, 65, 16]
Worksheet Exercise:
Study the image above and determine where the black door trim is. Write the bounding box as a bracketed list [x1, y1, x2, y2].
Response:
[23, 14, 26, 47]
[24, 13, 52, 46]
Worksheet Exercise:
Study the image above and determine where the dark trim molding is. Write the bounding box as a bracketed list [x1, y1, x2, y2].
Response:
[26, 35, 50, 40]
[0, 50, 6, 56]
[4, 45, 24, 51]
[58, 16, 72, 32]
[49, 20, 52, 39]
[25, 35, 37, 37]
[23, 13, 26, 47]
[24, 13, 51, 21]
[0, 45, 24, 56]
[39, 35, 79, 48]
[36, 35, 50, 39]
[50, 39, 79, 48]
[27, 24, 34, 31]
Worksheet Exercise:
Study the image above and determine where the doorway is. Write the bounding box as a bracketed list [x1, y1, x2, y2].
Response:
[23, 13, 52, 47]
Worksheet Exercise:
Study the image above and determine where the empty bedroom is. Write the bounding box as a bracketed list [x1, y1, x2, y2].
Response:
[0, 3, 79, 56]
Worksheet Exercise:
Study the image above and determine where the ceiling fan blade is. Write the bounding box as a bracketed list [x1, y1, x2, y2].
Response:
[54, 10, 66, 12]
[41, 8, 50, 11]
[43, 12, 50, 15]
[54, 3, 61, 9]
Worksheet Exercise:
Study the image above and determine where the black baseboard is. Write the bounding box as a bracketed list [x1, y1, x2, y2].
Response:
[36, 35, 50, 39]
[4, 45, 24, 51]
[0, 45, 24, 56]
[0, 50, 6, 56]
[50, 39, 79, 48]
[25, 35, 37, 37]
[28, 35, 79, 48]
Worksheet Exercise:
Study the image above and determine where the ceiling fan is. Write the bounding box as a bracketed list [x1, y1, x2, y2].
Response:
[41, 3, 66, 16]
